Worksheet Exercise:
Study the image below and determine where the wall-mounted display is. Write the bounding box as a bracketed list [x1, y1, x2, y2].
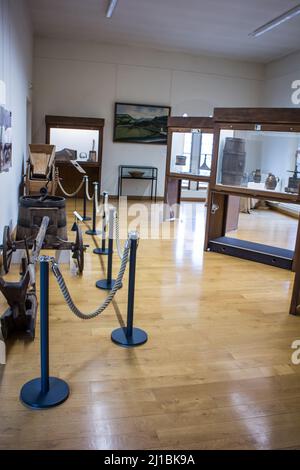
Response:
[113, 102, 171, 144]
[0, 105, 12, 173]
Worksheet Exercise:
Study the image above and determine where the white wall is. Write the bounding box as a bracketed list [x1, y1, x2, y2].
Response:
[0, 0, 32, 235]
[32, 38, 264, 197]
[261, 52, 300, 193]
[264, 50, 300, 107]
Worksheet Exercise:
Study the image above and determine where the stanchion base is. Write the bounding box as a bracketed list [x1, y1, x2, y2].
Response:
[85, 229, 101, 236]
[111, 327, 148, 348]
[96, 279, 121, 290]
[20, 377, 70, 410]
[82, 216, 92, 222]
[93, 248, 109, 255]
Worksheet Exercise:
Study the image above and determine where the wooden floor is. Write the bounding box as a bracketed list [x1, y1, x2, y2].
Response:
[1, 201, 300, 450]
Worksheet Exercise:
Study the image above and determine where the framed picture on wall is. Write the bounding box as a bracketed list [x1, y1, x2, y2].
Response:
[113, 102, 171, 144]
[0, 106, 12, 173]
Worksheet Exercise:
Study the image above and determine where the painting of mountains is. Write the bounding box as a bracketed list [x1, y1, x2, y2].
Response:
[114, 103, 171, 144]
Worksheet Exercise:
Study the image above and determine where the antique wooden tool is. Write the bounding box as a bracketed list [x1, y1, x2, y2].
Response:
[0, 216, 50, 340]
[2, 192, 85, 275]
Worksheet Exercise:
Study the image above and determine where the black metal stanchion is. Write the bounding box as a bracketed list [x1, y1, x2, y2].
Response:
[93, 191, 109, 255]
[111, 232, 148, 347]
[20, 257, 69, 409]
[82, 176, 91, 221]
[86, 182, 100, 236]
[96, 209, 120, 290]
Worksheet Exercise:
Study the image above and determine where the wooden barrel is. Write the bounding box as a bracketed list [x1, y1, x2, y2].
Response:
[16, 195, 67, 243]
[221, 137, 246, 186]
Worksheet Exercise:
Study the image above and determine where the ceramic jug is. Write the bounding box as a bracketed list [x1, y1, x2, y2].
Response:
[252, 169, 261, 183]
[265, 173, 279, 190]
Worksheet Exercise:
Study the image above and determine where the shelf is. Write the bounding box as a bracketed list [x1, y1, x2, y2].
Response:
[211, 184, 300, 204]
[167, 172, 211, 183]
[121, 176, 157, 180]
[56, 161, 100, 168]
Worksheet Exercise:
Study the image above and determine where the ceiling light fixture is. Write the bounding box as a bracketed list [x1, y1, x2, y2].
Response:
[249, 3, 300, 38]
[106, 0, 118, 18]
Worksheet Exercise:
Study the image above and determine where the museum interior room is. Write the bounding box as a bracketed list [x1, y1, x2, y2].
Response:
[2, 0, 300, 453]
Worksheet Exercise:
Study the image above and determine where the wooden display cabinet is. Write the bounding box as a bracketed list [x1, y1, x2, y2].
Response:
[45, 115, 105, 197]
[205, 108, 300, 276]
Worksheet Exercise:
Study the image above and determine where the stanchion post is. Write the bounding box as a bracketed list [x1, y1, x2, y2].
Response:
[40, 257, 49, 394]
[20, 257, 69, 409]
[82, 176, 91, 221]
[111, 232, 148, 347]
[93, 191, 109, 255]
[86, 182, 100, 236]
[96, 209, 120, 290]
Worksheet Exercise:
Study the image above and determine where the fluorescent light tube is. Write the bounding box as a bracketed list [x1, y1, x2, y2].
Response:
[249, 3, 300, 37]
[106, 0, 118, 18]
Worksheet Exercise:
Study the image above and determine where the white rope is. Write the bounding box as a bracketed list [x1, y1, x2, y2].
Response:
[115, 211, 126, 260]
[95, 184, 100, 214]
[51, 240, 130, 320]
[85, 178, 94, 201]
[57, 178, 85, 198]
[95, 191, 109, 216]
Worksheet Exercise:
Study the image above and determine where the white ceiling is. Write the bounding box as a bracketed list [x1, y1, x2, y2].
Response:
[29, 0, 300, 63]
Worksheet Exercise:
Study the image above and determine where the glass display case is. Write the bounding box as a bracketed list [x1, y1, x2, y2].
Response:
[205, 108, 300, 275]
[211, 108, 300, 203]
[164, 116, 214, 219]
[45, 115, 105, 196]
[166, 117, 214, 181]
[118, 165, 158, 201]
[169, 129, 213, 178]
[49, 127, 100, 163]
[216, 128, 300, 196]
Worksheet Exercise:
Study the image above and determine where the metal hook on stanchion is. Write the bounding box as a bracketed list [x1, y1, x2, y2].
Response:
[93, 191, 109, 255]
[82, 176, 91, 221]
[86, 182, 101, 236]
[111, 232, 148, 348]
[20, 256, 69, 409]
[96, 209, 120, 290]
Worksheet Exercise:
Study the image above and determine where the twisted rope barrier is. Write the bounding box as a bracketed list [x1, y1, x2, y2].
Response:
[114, 210, 126, 260]
[85, 177, 94, 201]
[57, 177, 85, 198]
[50, 239, 130, 320]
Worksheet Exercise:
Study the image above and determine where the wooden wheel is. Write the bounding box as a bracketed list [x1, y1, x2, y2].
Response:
[72, 224, 84, 274]
[2, 226, 14, 274]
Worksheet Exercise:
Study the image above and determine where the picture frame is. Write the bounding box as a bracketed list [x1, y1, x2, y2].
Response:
[0, 105, 12, 173]
[113, 102, 171, 144]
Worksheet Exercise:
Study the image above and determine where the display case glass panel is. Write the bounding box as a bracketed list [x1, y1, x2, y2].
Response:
[169, 130, 213, 177]
[49, 128, 100, 163]
[216, 129, 300, 195]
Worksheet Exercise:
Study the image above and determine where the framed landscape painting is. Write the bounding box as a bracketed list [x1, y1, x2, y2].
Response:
[113, 103, 171, 144]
